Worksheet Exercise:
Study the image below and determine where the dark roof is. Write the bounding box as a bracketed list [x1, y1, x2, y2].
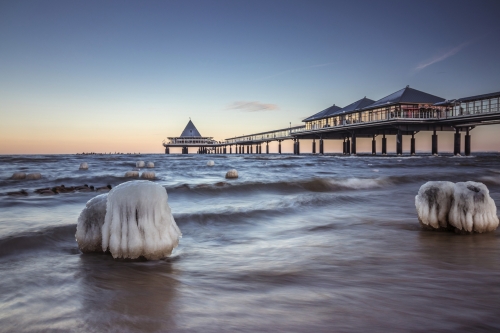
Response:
[455, 91, 500, 103]
[303, 104, 342, 122]
[362, 86, 445, 110]
[334, 97, 375, 115]
[180, 120, 202, 137]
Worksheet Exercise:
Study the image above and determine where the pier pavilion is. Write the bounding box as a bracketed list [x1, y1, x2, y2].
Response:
[163, 120, 221, 154]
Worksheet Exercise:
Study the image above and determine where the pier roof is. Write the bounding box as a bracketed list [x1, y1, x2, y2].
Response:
[180, 120, 202, 137]
[334, 97, 375, 115]
[362, 86, 445, 110]
[303, 104, 342, 122]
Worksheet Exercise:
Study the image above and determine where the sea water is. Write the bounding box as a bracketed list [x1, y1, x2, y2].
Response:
[1, 153, 500, 332]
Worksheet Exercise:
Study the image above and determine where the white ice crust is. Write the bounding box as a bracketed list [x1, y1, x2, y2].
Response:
[225, 169, 238, 179]
[76, 194, 108, 253]
[141, 171, 156, 179]
[136, 161, 145, 168]
[207, 160, 214, 166]
[11, 172, 26, 180]
[101, 180, 181, 260]
[146, 162, 155, 168]
[415, 181, 498, 233]
[125, 171, 139, 178]
[79, 162, 89, 170]
[26, 173, 41, 180]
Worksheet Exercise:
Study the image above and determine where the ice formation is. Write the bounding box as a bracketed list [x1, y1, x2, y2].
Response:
[146, 162, 155, 168]
[141, 171, 156, 179]
[125, 171, 139, 178]
[136, 161, 145, 168]
[415, 181, 499, 233]
[11, 172, 26, 180]
[26, 173, 42, 180]
[79, 162, 89, 170]
[76, 194, 108, 253]
[101, 180, 181, 260]
[207, 160, 215, 167]
[225, 169, 238, 179]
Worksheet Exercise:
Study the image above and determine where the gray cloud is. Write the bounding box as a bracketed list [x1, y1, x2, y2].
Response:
[227, 101, 280, 112]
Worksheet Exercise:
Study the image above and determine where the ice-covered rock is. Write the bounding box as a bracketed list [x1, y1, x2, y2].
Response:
[141, 171, 155, 179]
[79, 162, 89, 170]
[146, 162, 155, 168]
[125, 171, 139, 178]
[10, 172, 26, 180]
[136, 161, 145, 168]
[26, 173, 41, 180]
[101, 180, 181, 260]
[207, 160, 214, 166]
[76, 194, 108, 253]
[225, 169, 238, 179]
[415, 181, 455, 230]
[448, 181, 498, 233]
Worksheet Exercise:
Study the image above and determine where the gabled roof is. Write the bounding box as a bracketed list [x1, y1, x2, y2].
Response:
[303, 104, 342, 122]
[335, 97, 375, 115]
[180, 120, 202, 137]
[362, 86, 445, 110]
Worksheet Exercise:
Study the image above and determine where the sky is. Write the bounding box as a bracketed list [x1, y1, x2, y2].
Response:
[1, 0, 499, 154]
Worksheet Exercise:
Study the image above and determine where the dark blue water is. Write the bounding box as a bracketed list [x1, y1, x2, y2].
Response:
[1, 153, 500, 332]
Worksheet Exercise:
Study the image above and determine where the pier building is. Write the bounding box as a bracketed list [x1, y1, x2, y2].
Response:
[163, 120, 220, 154]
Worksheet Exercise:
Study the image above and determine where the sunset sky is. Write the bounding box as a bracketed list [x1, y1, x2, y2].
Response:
[1, 0, 499, 154]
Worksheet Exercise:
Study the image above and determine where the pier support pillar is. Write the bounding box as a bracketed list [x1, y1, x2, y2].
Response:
[250, 145, 253, 154]
[411, 133, 416, 156]
[312, 139, 316, 154]
[165, 147, 170, 154]
[319, 139, 324, 155]
[230, 146, 232, 154]
[296, 139, 300, 155]
[278, 141, 282, 154]
[266, 142, 269, 154]
[258, 145, 261, 154]
[432, 130, 438, 155]
[246, 146, 249, 154]
[465, 128, 471, 156]
[351, 133, 356, 155]
[382, 134, 387, 155]
[293, 139, 297, 155]
[342, 138, 346, 155]
[224, 147, 227, 154]
[396, 131, 403, 155]
[182, 147, 188, 154]
[372, 135, 376, 155]
[346, 137, 351, 155]
[454, 128, 461, 156]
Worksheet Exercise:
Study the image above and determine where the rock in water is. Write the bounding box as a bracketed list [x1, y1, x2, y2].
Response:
[79, 162, 89, 170]
[448, 181, 499, 233]
[207, 160, 214, 166]
[225, 169, 238, 179]
[26, 173, 42, 180]
[101, 180, 181, 260]
[76, 194, 108, 253]
[141, 171, 156, 179]
[146, 162, 155, 168]
[125, 171, 139, 178]
[136, 161, 145, 168]
[11, 172, 26, 180]
[415, 181, 455, 230]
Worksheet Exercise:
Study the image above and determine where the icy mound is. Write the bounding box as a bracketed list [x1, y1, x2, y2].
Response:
[146, 162, 155, 168]
[101, 180, 181, 260]
[449, 182, 498, 233]
[136, 161, 145, 168]
[76, 194, 108, 253]
[11, 172, 26, 180]
[415, 181, 498, 233]
[141, 171, 155, 179]
[415, 181, 455, 229]
[225, 169, 238, 179]
[26, 173, 41, 180]
[79, 162, 89, 170]
[207, 160, 214, 166]
[125, 171, 139, 178]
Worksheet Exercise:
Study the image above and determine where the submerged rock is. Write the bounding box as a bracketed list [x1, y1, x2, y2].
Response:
[26, 173, 42, 180]
[415, 181, 455, 230]
[10, 172, 26, 180]
[141, 171, 156, 179]
[125, 171, 139, 178]
[76, 194, 108, 253]
[79, 162, 89, 170]
[146, 162, 155, 168]
[207, 160, 215, 166]
[136, 161, 145, 168]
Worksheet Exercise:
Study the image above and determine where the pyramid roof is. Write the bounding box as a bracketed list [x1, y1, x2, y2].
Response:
[303, 104, 342, 122]
[334, 97, 375, 115]
[180, 120, 202, 137]
[362, 86, 445, 110]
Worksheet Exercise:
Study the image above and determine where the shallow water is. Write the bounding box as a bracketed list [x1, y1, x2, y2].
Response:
[1, 153, 500, 332]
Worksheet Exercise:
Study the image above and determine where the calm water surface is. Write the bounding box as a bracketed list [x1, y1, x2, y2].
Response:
[1, 153, 500, 332]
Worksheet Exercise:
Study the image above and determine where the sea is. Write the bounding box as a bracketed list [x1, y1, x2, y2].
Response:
[1, 153, 500, 333]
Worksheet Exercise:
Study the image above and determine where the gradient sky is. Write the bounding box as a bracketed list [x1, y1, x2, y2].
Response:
[1, 0, 499, 154]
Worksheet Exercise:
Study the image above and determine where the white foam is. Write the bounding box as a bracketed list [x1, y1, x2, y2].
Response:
[141, 171, 156, 179]
[146, 162, 155, 168]
[76, 194, 108, 253]
[136, 161, 145, 168]
[26, 173, 41, 180]
[125, 171, 139, 178]
[11, 172, 26, 180]
[79, 162, 89, 170]
[225, 169, 238, 179]
[101, 180, 181, 260]
[415, 181, 455, 229]
[448, 181, 499, 233]
[207, 160, 215, 166]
